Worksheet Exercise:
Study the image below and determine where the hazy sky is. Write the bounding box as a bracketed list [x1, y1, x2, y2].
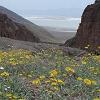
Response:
[0, 0, 94, 11]
[0, 0, 95, 28]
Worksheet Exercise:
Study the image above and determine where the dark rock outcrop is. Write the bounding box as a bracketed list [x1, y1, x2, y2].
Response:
[65, 0, 100, 53]
[0, 13, 40, 42]
[95, 0, 100, 3]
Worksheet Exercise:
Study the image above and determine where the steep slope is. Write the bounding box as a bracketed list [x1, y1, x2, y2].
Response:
[65, 0, 100, 53]
[0, 6, 57, 43]
[0, 13, 40, 42]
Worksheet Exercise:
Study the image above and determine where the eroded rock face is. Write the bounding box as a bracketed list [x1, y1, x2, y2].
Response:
[95, 0, 100, 3]
[0, 13, 40, 42]
[65, 0, 100, 53]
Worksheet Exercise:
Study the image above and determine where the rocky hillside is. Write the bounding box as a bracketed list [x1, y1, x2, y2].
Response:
[0, 13, 40, 42]
[0, 6, 57, 43]
[65, 0, 100, 53]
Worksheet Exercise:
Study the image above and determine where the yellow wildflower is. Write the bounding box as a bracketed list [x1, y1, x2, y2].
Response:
[27, 75, 32, 78]
[63, 74, 67, 77]
[65, 67, 75, 73]
[77, 77, 83, 81]
[53, 86, 60, 91]
[91, 80, 97, 85]
[1, 72, 9, 77]
[6, 93, 12, 97]
[84, 78, 92, 85]
[10, 62, 17, 66]
[9, 58, 15, 61]
[82, 61, 87, 64]
[32, 78, 41, 86]
[96, 89, 100, 92]
[57, 79, 64, 85]
[12, 95, 17, 99]
[45, 80, 50, 84]
[50, 78, 58, 82]
[51, 82, 58, 86]
[50, 69, 58, 77]
[39, 75, 45, 80]
[6, 93, 18, 99]
[93, 98, 100, 100]
[25, 55, 30, 59]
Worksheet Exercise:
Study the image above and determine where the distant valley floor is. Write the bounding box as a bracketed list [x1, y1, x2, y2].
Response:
[42, 26, 76, 43]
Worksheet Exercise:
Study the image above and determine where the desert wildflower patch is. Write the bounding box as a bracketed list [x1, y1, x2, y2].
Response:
[0, 48, 100, 100]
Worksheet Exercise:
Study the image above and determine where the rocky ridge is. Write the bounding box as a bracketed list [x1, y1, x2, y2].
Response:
[0, 6, 57, 43]
[0, 13, 40, 42]
[65, 0, 100, 53]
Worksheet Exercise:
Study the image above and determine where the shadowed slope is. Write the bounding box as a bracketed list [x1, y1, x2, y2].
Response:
[0, 6, 57, 43]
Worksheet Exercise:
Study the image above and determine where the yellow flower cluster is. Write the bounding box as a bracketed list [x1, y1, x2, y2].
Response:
[77, 77, 83, 81]
[6, 93, 24, 100]
[32, 78, 41, 86]
[39, 75, 45, 80]
[93, 98, 100, 100]
[65, 67, 75, 73]
[0, 48, 99, 99]
[31, 69, 64, 93]
[49, 69, 58, 77]
[0, 49, 33, 66]
[0, 71, 9, 77]
[84, 78, 92, 85]
[77, 77, 97, 86]
[45, 78, 64, 92]
[6, 93, 17, 99]
[46, 78, 64, 85]
[32, 75, 46, 86]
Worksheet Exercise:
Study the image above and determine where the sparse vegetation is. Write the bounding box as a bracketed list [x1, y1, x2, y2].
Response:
[0, 48, 100, 100]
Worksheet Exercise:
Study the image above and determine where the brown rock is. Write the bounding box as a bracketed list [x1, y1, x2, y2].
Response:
[0, 6, 57, 43]
[65, 0, 100, 53]
[0, 13, 40, 42]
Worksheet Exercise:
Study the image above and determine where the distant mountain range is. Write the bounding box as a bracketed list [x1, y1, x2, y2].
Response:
[26, 16, 81, 30]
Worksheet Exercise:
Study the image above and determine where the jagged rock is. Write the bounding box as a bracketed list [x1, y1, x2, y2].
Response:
[65, 0, 100, 53]
[95, 0, 100, 3]
[0, 13, 40, 42]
